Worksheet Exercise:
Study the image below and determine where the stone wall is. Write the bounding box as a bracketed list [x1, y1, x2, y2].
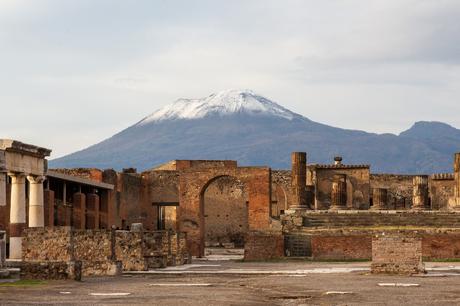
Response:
[115, 230, 146, 271]
[371, 235, 425, 275]
[271, 170, 292, 217]
[21, 260, 82, 281]
[73, 230, 116, 276]
[23, 227, 119, 276]
[203, 176, 248, 247]
[22, 227, 73, 261]
[371, 174, 413, 209]
[430, 175, 455, 210]
[244, 231, 284, 261]
[23, 227, 190, 275]
[310, 166, 370, 210]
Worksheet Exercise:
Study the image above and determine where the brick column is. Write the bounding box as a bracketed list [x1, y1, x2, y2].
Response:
[372, 188, 388, 210]
[330, 174, 347, 210]
[0, 173, 6, 207]
[27, 175, 45, 227]
[8, 172, 26, 259]
[290, 152, 308, 209]
[412, 175, 429, 211]
[44, 189, 55, 227]
[73, 193, 86, 229]
[87, 192, 100, 229]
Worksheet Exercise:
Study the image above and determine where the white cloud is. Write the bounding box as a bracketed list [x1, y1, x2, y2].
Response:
[1, 0, 460, 157]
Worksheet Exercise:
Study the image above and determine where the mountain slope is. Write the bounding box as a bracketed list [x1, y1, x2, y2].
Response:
[50, 89, 460, 173]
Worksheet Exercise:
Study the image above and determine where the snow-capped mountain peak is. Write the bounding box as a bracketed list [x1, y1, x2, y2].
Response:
[138, 89, 296, 125]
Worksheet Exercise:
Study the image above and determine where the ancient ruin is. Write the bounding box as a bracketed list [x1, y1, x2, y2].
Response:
[2, 138, 460, 278]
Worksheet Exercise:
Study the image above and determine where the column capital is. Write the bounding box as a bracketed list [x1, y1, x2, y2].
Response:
[27, 175, 46, 184]
[7, 172, 26, 183]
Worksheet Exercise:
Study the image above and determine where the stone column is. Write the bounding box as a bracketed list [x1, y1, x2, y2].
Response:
[412, 175, 429, 211]
[290, 152, 308, 209]
[330, 174, 347, 210]
[454, 153, 460, 207]
[372, 188, 388, 210]
[27, 175, 45, 227]
[8, 172, 26, 259]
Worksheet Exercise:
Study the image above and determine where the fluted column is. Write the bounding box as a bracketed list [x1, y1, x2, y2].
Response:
[290, 152, 308, 209]
[330, 174, 347, 210]
[8, 172, 26, 259]
[372, 188, 388, 210]
[412, 175, 429, 211]
[27, 175, 45, 228]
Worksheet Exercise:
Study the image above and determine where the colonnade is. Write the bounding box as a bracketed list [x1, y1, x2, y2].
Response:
[8, 172, 45, 259]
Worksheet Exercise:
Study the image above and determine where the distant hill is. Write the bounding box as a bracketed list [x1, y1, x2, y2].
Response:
[50, 89, 460, 174]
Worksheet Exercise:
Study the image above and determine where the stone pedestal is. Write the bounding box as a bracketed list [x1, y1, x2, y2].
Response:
[290, 152, 309, 210]
[8, 172, 26, 259]
[27, 175, 45, 228]
[372, 188, 388, 210]
[412, 175, 429, 211]
[330, 174, 347, 210]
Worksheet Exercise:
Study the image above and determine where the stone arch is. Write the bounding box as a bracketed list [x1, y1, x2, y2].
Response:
[271, 183, 288, 218]
[178, 167, 271, 257]
[200, 175, 248, 248]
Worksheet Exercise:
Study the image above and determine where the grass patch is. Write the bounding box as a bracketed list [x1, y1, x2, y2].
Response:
[424, 258, 460, 262]
[236, 257, 370, 263]
[0, 280, 47, 287]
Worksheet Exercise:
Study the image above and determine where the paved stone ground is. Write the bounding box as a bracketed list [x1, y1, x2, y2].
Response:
[1, 261, 460, 305]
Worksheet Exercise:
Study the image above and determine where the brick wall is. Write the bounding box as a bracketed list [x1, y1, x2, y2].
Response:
[244, 231, 284, 261]
[311, 235, 372, 260]
[371, 235, 425, 275]
[423, 234, 460, 259]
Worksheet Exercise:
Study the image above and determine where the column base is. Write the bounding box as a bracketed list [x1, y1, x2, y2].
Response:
[9, 237, 22, 259]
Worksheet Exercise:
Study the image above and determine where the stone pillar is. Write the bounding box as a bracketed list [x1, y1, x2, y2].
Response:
[330, 174, 347, 210]
[0, 173, 6, 207]
[412, 175, 429, 211]
[290, 152, 308, 209]
[455, 153, 460, 207]
[27, 175, 45, 228]
[8, 172, 26, 259]
[372, 188, 388, 210]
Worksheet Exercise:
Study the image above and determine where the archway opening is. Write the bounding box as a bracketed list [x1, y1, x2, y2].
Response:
[201, 176, 248, 252]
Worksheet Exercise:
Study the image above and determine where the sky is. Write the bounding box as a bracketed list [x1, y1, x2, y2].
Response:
[1, 0, 460, 158]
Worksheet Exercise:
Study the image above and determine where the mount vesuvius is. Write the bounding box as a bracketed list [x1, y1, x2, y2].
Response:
[50, 89, 460, 173]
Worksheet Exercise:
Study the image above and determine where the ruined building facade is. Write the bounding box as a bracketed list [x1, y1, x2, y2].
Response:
[2, 139, 460, 261]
